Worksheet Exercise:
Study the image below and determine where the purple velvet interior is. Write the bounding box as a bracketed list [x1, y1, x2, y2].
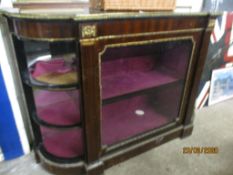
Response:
[31, 58, 74, 78]
[101, 41, 192, 100]
[29, 57, 78, 86]
[102, 91, 171, 145]
[159, 42, 193, 78]
[101, 40, 192, 145]
[102, 84, 183, 145]
[102, 56, 178, 99]
[34, 90, 80, 126]
[41, 127, 83, 158]
[148, 83, 183, 118]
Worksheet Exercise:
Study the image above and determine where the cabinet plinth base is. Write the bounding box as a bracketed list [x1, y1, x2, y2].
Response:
[181, 124, 194, 139]
[35, 124, 194, 175]
[85, 160, 104, 175]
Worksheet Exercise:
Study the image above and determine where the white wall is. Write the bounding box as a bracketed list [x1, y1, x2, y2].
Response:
[0, 11, 30, 156]
[0, 147, 4, 162]
[0, 0, 12, 8]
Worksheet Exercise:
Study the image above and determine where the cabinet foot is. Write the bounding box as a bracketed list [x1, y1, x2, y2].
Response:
[181, 125, 193, 139]
[34, 151, 40, 163]
[85, 160, 104, 175]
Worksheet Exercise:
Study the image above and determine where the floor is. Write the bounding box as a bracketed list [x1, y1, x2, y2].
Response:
[0, 99, 233, 175]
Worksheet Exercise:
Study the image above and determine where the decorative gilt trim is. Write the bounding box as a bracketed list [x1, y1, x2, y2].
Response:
[100, 28, 203, 40]
[208, 19, 216, 29]
[99, 36, 195, 57]
[85, 160, 104, 172]
[97, 36, 196, 152]
[206, 28, 215, 32]
[178, 38, 196, 124]
[14, 34, 76, 42]
[13, 22, 204, 42]
[80, 39, 96, 46]
[80, 28, 203, 44]
[0, 9, 220, 21]
[81, 25, 97, 38]
[74, 12, 220, 22]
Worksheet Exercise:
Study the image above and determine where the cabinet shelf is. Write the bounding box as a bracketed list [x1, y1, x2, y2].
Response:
[102, 83, 183, 145]
[25, 52, 79, 90]
[23, 72, 78, 90]
[102, 94, 170, 146]
[102, 67, 180, 101]
[103, 79, 183, 105]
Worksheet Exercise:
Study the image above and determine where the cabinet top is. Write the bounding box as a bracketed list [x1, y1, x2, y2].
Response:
[0, 8, 220, 21]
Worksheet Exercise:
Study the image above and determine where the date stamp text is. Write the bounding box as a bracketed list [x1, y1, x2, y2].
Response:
[183, 147, 219, 154]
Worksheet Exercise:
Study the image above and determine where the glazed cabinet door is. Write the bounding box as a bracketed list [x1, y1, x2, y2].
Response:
[80, 18, 204, 160]
[100, 38, 194, 146]
[79, 19, 204, 160]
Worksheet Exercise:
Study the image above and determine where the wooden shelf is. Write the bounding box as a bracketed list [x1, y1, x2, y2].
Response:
[103, 80, 183, 105]
[102, 66, 181, 102]
[23, 72, 79, 90]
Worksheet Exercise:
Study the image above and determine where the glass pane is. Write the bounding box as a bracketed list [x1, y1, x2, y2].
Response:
[40, 127, 84, 158]
[101, 39, 193, 145]
[24, 40, 78, 86]
[33, 89, 80, 126]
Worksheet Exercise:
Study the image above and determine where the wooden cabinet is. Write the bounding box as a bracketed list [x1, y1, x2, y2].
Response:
[1, 11, 217, 175]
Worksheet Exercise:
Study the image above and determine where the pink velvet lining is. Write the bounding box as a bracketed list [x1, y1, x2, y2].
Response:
[102, 96, 169, 145]
[102, 83, 183, 145]
[102, 68, 177, 99]
[101, 41, 192, 145]
[31, 58, 75, 78]
[32, 58, 82, 158]
[41, 127, 83, 158]
[34, 90, 80, 126]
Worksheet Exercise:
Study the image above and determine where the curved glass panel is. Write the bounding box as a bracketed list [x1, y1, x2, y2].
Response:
[24, 40, 78, 86]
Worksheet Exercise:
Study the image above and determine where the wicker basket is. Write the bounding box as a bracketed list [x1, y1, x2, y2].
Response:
[90, 0, 176, 11]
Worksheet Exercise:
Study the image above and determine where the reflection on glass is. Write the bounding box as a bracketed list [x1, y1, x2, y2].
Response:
[30, 54, 77, 85]
[33, 89, 80, 126]
[41, 127, 83, 158]
[101, 40, 193, 145]
[24, 41, 78, 85]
